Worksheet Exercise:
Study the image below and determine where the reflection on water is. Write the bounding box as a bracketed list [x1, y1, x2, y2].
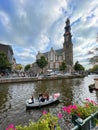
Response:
[72, 75, 98, 103]
[0, 75, 98, 130]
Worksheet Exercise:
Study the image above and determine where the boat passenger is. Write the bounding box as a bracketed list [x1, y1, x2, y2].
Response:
[38, 94, 45, 102]
[43, 92, 49, 101]
[31, 95, 34, 103]
[38, 94, 42, 100]
[41, 97, 45, 102]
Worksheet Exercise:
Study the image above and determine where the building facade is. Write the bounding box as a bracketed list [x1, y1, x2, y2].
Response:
[32, 18, 73, 73]
[0, 43, 16, 70]
[0, 43, 14, 63]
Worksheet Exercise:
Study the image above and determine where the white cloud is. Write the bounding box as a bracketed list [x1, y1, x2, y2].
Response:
[0, 11, 12, 32]
[68, 0, 98, 68]
[14, 47, 36, 64]
[0, 0, 98, 68]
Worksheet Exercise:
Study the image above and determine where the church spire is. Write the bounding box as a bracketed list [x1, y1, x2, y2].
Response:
[65, 18, 71, 32]
[63, 18, 73, 66]
[64, 18, 72, 43]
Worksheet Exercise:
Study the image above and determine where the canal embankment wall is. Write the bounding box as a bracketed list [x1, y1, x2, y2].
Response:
[0, 75, 85, 84]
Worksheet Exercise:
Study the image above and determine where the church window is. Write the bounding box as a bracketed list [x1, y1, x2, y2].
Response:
[56, 56, 57, 60]
[59, 56, 62, 62]
[50, 63, 53, 69]
[55, 63, 59, 68]
[50, 52, 53, 61]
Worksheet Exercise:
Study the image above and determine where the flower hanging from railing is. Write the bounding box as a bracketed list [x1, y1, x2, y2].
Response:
[62, 99, 98, 119]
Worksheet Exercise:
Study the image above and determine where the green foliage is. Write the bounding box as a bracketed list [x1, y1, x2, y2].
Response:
[36, 56, 48, 72]
[15, 64, 23, 70]
[72, 104, 97, 119]
[59, 61, 67, 71]
[24, 64, 31, 71]
[74, 61, 85, 71]
[88, 64, 98, 73]
[95, 118, 98, 125]
[91, 64, 98, 72]
[0, 51, 12, 70]
[16, 113, 61, 130]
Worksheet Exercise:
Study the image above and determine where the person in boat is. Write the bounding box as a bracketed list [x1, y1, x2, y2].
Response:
[38, 94, 45, 102]
[31, 95, 34, 103]
[43, 92, 49, 101]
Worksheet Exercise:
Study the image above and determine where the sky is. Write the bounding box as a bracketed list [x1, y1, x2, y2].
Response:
[0, 0, 98, 69]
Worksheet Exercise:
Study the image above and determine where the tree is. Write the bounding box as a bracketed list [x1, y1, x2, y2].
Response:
[15, 64, 23, 71]
[74, 61, 85, 72]
[24, 64, 31, 71]
[36, 56, 48, 73]
[59, 61, 67, 72]
[0, 51, 12, 71]
[89, 64, 98, 73]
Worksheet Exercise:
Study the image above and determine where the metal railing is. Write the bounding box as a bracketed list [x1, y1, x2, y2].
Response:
[71, 111, 98, 130]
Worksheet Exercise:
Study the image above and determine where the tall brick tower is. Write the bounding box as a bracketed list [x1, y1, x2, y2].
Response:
[63, 18, 73, 66]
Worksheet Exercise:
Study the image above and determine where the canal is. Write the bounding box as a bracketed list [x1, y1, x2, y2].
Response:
[0, 75, 98, 130]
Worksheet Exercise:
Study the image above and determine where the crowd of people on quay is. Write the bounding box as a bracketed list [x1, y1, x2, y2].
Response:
[0, 71, 38, 78]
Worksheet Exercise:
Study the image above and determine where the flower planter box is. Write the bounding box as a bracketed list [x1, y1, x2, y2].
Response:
[72, 112, 98, 130]
[72, 115, 79, 125]
[63, 99, 98, 130]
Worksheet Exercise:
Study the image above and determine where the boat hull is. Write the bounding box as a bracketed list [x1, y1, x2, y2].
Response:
[26, 96, 59, 108]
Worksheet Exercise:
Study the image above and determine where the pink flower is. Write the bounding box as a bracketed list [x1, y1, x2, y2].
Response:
[6, 124, 16, 130]
[62, 106, 71, 114]
[42, 110, 47, 115]
[57, 113, 62, 119]
[66, 108, 71, 114]
[72, 105, 77, 110]
[85, 98, 98, 106]
[62, 106, 67, 112]
[90, 100, 96, 105]
[62, 105, 78, 114]
[85, 98, 90, 102]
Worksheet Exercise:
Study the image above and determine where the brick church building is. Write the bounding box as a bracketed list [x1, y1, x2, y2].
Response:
[32, 18, 73, 73]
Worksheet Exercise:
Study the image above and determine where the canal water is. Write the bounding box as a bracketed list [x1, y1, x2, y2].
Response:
[0, 75, 98, 130]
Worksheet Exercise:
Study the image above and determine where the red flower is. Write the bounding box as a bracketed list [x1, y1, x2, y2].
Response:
[85, 103, 89, 108]
[77, 113, 81, 117]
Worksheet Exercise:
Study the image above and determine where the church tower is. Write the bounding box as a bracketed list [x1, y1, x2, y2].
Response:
[63, 18, 73, 66]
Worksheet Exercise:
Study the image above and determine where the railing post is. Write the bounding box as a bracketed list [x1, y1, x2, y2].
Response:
[71, 125, 79, 130]
[71, 112, 98, 130]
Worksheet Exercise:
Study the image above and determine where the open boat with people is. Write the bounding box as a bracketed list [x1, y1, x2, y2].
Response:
[26, 93, 60, 108]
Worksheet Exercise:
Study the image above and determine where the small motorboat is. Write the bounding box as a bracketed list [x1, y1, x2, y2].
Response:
[26, 93, 60, 108]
